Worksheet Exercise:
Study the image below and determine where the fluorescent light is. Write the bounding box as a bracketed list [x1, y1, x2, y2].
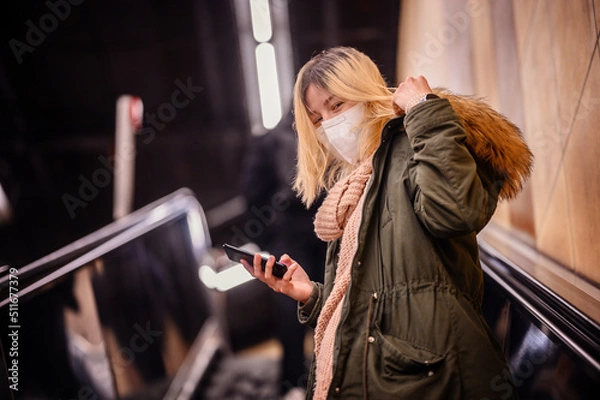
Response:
[255, 42, 282, 130]
[198, 264, 255, 292]
[249, 0, 272, 42]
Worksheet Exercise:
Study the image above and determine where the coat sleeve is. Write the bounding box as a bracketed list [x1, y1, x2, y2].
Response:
[403, 98, 498, 238]
[297, 282, 324, 328]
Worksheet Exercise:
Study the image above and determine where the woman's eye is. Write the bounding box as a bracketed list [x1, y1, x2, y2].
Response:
[312, 117, 322, 126]
[332, 102, 343, 110]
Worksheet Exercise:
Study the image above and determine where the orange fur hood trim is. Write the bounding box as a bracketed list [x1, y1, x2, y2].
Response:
[433, 88, 534, 201]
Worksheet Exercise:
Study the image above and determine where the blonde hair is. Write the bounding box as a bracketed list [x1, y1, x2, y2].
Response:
[293, 47, 397, 206]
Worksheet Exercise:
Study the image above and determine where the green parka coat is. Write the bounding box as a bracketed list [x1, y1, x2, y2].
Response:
[299, 97, 526, 399]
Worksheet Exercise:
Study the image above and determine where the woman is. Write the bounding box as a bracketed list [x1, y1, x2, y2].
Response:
[245, 47, 532, 399]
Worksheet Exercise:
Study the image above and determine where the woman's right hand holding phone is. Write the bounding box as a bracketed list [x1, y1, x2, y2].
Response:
[244, 253, 313, 304]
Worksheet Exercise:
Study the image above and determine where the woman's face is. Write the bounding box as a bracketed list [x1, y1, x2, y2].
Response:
[304, 83, 358, 127]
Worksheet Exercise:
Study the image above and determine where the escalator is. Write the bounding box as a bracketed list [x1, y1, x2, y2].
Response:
[0, 189, 226, 400]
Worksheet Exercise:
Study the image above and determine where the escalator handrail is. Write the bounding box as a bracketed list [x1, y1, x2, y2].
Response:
[479, 238, 600, 373]
[0, 188, 210, 305]
[0, 188, 196, 286]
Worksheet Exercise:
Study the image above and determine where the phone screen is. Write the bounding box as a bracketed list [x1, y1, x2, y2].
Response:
[222, 244, 287, 278]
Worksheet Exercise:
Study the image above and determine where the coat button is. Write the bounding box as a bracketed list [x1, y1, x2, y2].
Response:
[372, 292, 378, 300]
[368, 336, 375, 343]
[427, 370, 434, 377]
[335, 387, 340, 394]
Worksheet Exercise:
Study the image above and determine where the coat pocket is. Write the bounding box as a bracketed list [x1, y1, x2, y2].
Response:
[372, 323, 445, 375]
[366, 326, 461, 399]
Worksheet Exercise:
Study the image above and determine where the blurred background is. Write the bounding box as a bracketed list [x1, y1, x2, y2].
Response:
[1, 1, 600, 399]
[0, 0, 400, 267]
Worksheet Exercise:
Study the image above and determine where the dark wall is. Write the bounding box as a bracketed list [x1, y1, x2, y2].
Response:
[289, 0, 400, 85]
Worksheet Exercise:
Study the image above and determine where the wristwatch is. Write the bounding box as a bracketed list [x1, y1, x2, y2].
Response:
[420, 93, 439, 102]
[406, 92, 439, 114]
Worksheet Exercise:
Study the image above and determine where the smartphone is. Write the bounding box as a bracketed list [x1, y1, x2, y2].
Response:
[222, 243, 288, 278]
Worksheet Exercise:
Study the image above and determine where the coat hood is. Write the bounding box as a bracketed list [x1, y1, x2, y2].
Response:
[433, 88, 534, 201]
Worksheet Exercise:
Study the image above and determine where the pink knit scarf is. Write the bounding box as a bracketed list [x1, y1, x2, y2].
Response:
[312, 157, 373, 399]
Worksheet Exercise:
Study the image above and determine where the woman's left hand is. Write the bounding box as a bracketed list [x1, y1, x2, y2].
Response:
[392, 75, 433, 115]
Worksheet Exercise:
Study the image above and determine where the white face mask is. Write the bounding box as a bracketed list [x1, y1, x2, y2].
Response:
[317, 102, 365, 165]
